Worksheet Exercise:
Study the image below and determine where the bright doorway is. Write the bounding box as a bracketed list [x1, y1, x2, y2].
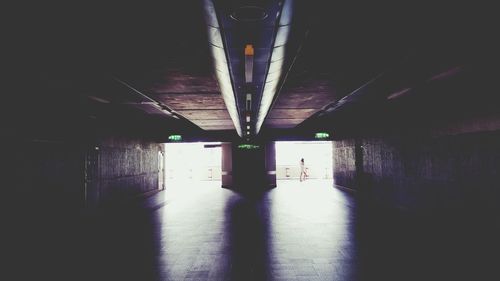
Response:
[275, 141, 333, 182]
[164, 142, 222, 183]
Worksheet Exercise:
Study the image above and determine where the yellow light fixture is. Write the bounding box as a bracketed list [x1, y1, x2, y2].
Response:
[245, 44, 254, 83]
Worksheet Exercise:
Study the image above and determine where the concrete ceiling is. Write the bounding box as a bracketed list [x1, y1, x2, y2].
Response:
[5, 1, 496, 139]
[265, 78, 338, 128]
[142, 69, 234, 130]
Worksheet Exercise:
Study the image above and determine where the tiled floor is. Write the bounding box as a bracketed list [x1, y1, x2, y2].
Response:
[7, 179, 500, 280]
[153, 180, 357, 281]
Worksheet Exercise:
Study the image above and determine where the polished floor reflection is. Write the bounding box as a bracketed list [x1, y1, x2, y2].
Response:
[8, 180, 499, 281]
[154, 180, 356, 281]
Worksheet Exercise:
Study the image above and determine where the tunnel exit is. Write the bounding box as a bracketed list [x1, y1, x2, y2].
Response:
[275, 141, 333, 183]
[164, 142, 222, 184]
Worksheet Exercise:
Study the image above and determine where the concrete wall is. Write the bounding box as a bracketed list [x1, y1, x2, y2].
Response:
[5, 136, 163, 210]
[333, 131, 500, 213]
[93, 137, 163, 204]
[332, 139, 357, 188]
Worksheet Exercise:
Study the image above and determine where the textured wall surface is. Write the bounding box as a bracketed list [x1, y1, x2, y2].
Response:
[95, 137, 163, 203]
[5, 137, 163, 208]
[333, 131, 500, 212]
[332, 139, 357, 188]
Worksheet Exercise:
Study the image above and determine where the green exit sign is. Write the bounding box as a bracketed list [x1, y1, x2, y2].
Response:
[168, 134, 182, 141]
[315, 132, 330, 139]
[238, 144, 260, 150]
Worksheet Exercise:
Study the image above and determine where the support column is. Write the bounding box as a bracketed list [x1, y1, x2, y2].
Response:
[221, 142, 233, 188]
[228, 141, 276, 192]
[264, 141, 277, 188]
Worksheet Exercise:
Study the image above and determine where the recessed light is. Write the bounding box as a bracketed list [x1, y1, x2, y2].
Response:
[230, 6, 268, 22]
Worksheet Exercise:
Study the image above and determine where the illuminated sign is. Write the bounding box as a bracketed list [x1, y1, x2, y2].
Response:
[315, 132, 330, 139]
[237, 144, 260, 150]
[168, 135, 182, 141]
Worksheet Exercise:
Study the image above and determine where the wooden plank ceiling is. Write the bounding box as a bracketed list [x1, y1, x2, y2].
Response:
[144, 70, 234, 131]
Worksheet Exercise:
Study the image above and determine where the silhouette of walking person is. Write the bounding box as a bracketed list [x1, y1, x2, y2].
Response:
[300, 158, 308, 181]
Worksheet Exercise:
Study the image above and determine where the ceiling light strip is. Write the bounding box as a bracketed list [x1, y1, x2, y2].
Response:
[204, 0, 243, 136]
[255, 0, 294, 133]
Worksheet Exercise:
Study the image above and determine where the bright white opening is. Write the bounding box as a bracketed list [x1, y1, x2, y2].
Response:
[164, 142, 222, 183]
[275, 141, 333, 182]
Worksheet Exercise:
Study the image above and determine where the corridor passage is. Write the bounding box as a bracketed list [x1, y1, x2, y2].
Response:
[152, 180, 356, 281]
[8, 180, 499, 281]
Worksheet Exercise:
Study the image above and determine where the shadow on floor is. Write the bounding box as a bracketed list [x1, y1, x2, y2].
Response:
[5, 180, 500, 281]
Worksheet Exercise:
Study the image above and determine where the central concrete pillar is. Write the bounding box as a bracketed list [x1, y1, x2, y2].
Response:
[221, 141, 276, 191]
[264, 142, 277, 188]
[221, 142, 233, 189]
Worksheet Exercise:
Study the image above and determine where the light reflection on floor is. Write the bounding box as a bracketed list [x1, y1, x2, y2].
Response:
[14, 179, 497, 280]
[153, 179, 357, 281]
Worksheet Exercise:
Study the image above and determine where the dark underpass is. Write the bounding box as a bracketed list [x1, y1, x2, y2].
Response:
[4, 1, 500, 280]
